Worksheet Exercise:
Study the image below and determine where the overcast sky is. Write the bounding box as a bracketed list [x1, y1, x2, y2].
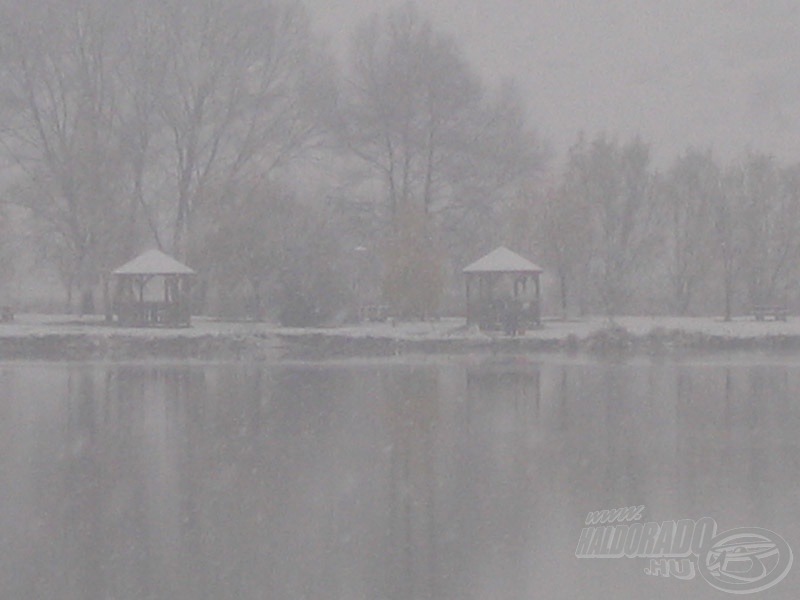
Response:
[307, 0, 800, 166]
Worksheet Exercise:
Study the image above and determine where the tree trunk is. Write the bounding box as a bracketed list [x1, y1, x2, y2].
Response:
[724, 274, 733, 322]
[103, 276, 113, 323]
[80, 288, 95, 316]
[251, 280, 263, 322]
[65, 281, 74, 314]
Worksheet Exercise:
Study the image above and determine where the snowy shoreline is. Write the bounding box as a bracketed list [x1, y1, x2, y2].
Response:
[4, 314, 800, 360]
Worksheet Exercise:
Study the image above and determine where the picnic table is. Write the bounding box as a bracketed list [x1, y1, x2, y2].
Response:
[753, 306, 789, 321]
[359, 305, 389, 322]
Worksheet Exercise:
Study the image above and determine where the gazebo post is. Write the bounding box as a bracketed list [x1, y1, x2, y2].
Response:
[534, 273, 541, 326]
[465, 275, 472, 325]
[102, 274, 113, 323]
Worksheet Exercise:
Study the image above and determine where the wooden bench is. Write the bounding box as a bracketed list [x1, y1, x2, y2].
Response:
[753, 306, 789, 321]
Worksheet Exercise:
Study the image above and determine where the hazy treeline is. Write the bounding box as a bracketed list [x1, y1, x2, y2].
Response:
[529, 138, 800, 319]
[0, 0, 798, 322]
[0, 0, 338, 318]
[0, 0, 545, 321]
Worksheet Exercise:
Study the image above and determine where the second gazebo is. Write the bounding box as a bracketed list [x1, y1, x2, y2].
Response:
[463, 246, 543, 332]
[111, 249, 195, 327]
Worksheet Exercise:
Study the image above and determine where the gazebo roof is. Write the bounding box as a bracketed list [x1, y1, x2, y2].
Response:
[463, 246, 543, 274]
[112, 249, 195, 276]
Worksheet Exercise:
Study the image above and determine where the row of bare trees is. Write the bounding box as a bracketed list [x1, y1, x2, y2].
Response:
[0, 1, 547, 320]
[0, 0, 334, 314]
[4, 1, 799, 322]
[530, 136, 800, 319]
[333, 5, 546, 319]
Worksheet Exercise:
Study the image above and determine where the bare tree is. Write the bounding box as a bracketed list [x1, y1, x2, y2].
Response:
[0, 0, 335, 310]
[342, 4, 474, 223]
[0, 0, 135, 311]
[711, 163, 751, 321]
[445, 81, 548, 254]
[530, 179, 593, 319]
[153, 0, 334, 254]
[660, 149, 719, 315]
[565, 134, 656, 317]
[339, 3, 546, 316]
[776, 162, 800, 303]
[0, 208, 13, 300]
[341, 4, 545, 232]
[734, 153, 800, 309]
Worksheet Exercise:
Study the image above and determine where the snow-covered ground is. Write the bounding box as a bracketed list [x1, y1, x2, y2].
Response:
[0, 314, 272, 338]
[3, 313, 800, 341]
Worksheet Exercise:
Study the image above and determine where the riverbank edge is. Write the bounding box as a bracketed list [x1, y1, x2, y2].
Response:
[278, 326, 800, 359]
[3, 322, 800, 360]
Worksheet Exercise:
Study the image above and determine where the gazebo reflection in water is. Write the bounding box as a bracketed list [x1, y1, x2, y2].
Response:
[111, 249, 195, 327]
[463, 246, 543, 334]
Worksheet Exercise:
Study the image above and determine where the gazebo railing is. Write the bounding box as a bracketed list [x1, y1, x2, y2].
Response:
[115, 300, 190, 327]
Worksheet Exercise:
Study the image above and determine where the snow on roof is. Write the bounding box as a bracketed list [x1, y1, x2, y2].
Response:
[463, 246, 543, 274]
[112, 249, 195, 276]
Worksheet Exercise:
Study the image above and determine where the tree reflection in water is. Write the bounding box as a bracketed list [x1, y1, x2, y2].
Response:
[2, 359, 800, 599]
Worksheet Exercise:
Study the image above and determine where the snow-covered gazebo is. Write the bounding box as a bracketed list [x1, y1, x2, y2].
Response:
[111, 249, 195, 327]
[463, 246, 543, 331]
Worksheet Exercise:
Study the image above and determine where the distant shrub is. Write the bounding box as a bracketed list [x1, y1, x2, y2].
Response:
[585, 324, 633, 354]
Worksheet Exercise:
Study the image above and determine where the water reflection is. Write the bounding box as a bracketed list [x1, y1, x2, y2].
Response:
[1, 358, 800, 598]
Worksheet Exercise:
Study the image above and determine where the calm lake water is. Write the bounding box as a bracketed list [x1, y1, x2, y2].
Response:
[1, 356, 799, 599]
